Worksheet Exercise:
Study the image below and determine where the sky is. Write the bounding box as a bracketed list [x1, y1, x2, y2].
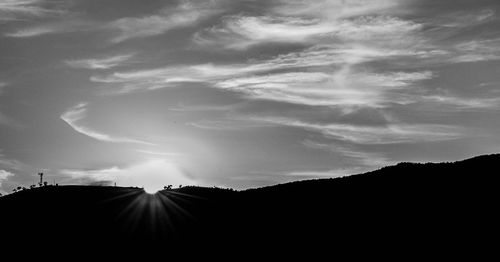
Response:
[1, 0, 500, 194]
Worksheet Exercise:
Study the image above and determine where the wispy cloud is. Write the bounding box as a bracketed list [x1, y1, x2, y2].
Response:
[429, 9, 495, 29]
[195, 15, 334, 49]
[65, 54, 135, 70]
[254, 116, 461, 145]
[135, 150, 183, 157]
[168, 103, 240, 112]
[84, 0, 493, 155]
[195, 14, 421, 50]
[187, 119, 272, 130]
[215, 70, 432, 108]
[89, 62, 282, 94]
[193, 0, 415, 51]
[271, 0, 401, 18]
[109, 0, 222, 43]
[1, 0, 499, 190]
[90, 66, 204, 94]
[4, 19, 97, 38]
[1, 0, 77, 38]
[61, 103, 154, 145]
[419, 95, 500, 110]
[0, 150, 25, 172]
[92, 0, 432, 111]
[303, 139, 391, 167]
[190, 6, 432, 110]
[0, 0, 59, 21]
[450, 38, 500, 63]
[90, 44, 432, 100]
[5, 25, 57, 37]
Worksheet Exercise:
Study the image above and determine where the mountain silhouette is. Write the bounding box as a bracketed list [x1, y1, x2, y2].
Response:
[0, 154, 497, 255]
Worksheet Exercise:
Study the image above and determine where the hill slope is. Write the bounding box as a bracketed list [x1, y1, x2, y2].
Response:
[0, 154, 498, 252]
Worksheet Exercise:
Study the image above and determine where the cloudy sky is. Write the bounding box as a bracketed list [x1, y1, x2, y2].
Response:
[1, 0, 500, 193]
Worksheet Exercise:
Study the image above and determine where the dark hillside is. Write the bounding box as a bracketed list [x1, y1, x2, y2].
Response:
[0, 154, 498, 253]
[237, 155, 498, 246]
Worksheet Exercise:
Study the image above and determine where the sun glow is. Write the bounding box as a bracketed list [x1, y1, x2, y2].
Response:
[63, 158, 195, 194]
[121, 159, 194, 194]
[144, 187, 159, 194]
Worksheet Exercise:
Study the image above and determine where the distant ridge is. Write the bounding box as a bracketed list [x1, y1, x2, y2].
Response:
[240, 153, 499, 199]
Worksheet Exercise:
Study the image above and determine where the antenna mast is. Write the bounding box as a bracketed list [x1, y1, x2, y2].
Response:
[38, 172, 44, 186]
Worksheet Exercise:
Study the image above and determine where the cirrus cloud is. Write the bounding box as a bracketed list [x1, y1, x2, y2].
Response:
[109, 0, 223, 43]
[0, 0, 60, 21]
[252, 116, 461, 145]
[61, 103, 154, 145]
[65, 54, 135, 70]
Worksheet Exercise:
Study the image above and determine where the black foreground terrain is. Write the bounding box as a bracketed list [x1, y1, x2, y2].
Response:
[0, 154, 498, 255]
